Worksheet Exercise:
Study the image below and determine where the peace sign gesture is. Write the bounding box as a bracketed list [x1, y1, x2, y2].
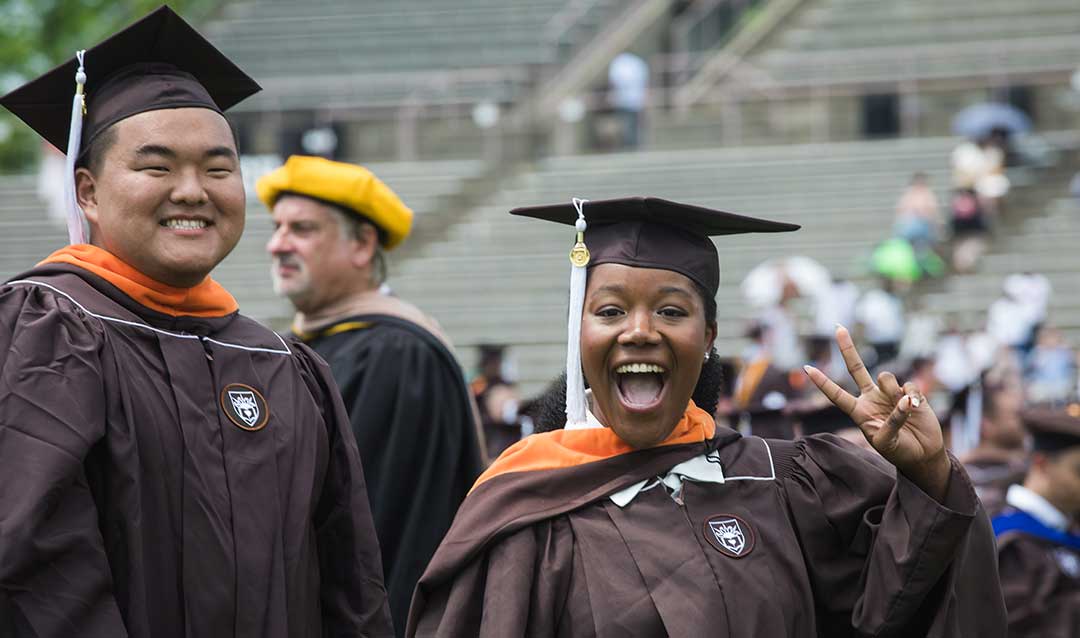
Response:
[804, 326, 952, 502]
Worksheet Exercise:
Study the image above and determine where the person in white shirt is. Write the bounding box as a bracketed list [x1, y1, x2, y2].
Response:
[607, 52, 649, 149]
[855, 279, 905, 367]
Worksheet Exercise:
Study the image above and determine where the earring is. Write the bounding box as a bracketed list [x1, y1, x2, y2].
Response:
[704, 351, 711, 361]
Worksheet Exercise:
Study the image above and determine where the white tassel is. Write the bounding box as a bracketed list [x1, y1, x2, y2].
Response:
[957, 380, 983, 457]
[63, 50, 89, 245]
[565, 197, 589, 427]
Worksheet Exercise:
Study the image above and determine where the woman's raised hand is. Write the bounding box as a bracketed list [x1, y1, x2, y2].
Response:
[804, 325, 951, 502]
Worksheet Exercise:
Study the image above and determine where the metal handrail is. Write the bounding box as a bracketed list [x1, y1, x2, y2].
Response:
[545, 0, 606, 44]
[668, 0, 758, 85]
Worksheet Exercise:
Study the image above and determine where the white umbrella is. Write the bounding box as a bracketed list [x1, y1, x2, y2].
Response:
[741, 256, 832, 308]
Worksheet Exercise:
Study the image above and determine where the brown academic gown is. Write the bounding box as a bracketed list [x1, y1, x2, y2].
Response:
[0, 263, 393, 637]
[408, 416, 1006, 637]
[997, 529, 1080, 637]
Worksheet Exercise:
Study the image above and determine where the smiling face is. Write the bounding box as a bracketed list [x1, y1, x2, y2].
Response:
[581, 263, 717, 449]
[75, 108, 245, 288]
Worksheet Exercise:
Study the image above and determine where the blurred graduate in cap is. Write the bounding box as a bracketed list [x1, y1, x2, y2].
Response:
[957, 374, 1028, 517]
[734, 363, 797, 439]
[993, 404, 1080, 637]
[470, 344, 524, 459]
[258, 155, 484, 635]
[0, 8, 392, 637]
[407, 197, 1005, 636]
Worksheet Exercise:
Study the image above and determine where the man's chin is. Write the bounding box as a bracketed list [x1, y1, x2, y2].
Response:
[273, 283, 311, 307]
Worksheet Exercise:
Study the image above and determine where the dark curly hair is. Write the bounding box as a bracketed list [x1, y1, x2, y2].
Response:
[528, 277, 723, 432]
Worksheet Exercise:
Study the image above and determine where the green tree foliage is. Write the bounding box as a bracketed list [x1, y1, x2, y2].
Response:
[0, 0, 216, 173]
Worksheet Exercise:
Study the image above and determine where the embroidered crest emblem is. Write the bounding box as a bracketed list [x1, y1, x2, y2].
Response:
[220, 383, 269, 431]
[704, 514, 755, 558]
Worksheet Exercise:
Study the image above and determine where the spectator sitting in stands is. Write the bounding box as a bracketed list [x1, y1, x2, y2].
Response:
[948, 187, 988, 273]
[952, 129, 1010, 220]
[949, 130, 1009, 273]
[1025, 326, 1077, 404]
[894, 172, 942, 252]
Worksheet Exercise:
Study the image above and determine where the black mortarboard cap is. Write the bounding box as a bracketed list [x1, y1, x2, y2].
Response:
[1022, 403, 1080, 453]
[0, 5, 261, 152]
[511, 197, 799, 296]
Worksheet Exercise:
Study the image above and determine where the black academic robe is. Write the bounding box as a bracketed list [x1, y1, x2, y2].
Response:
[409, 427, 1007, 637]
[0, 264, 393, 637]
[303, 315, 484, 636]
[994, 509, 1080, 637]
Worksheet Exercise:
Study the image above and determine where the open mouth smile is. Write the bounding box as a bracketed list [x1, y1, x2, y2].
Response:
[614, 362, 669, 412]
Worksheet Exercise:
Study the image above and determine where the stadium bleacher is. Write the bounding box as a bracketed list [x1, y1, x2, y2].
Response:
[385, 136, 1073, 393]
[204, 0, 623, 110]
[750, 0, 1080, 86]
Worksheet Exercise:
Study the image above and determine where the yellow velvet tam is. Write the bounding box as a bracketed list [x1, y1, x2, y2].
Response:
[256, 155, 414, 250]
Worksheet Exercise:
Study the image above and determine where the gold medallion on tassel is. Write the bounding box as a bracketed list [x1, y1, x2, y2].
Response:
[569, 231, 590, 267]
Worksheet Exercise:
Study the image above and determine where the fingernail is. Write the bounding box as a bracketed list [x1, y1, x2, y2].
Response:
[803, 365, 813, 375]
[911, 396, 921, 408]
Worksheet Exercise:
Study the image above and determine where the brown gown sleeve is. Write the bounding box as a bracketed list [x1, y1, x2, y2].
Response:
[0, 286, 127, 636]
[293, 343, 394, 637]
[409, 516, 576, 637]
[781, 433, 1007, 637]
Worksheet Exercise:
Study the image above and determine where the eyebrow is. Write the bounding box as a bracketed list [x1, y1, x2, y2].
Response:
[204, 146, 238, 160]
[595, 284, 626, 295]
[133, 145, 237, 160]
[658, 286, 694, 298]
[134, 144, 176, 158]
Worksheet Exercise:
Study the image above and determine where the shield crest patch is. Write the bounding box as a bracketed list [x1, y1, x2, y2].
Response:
[220, 383, 269, 431]
[703, 514, 755, 558]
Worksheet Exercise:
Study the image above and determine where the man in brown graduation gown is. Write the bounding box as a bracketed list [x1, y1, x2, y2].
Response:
[0, 8, 392, 637]
[992, 405, 1080, 637]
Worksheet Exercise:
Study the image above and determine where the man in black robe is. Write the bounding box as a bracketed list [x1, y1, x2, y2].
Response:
[0, 8, 392, 637]
[992, 404, 1080, 637]
[259, 155, 484, 634]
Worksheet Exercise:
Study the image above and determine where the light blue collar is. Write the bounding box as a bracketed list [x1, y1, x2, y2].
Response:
[1006, 484, 1070, 532]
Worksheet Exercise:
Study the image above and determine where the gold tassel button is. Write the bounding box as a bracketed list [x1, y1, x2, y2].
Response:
[569, 230, 590, 267]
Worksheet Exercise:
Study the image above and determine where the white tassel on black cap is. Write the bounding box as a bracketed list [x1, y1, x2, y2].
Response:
[565, 197, 590, 427]
[63, 49, 89, 245]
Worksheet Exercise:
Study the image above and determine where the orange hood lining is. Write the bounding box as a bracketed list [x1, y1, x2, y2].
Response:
[473, 401, 716, 492]
[40, 244, 238, 318]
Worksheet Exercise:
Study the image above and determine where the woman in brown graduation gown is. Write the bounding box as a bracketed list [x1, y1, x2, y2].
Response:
[407, 197, 1006, 637]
